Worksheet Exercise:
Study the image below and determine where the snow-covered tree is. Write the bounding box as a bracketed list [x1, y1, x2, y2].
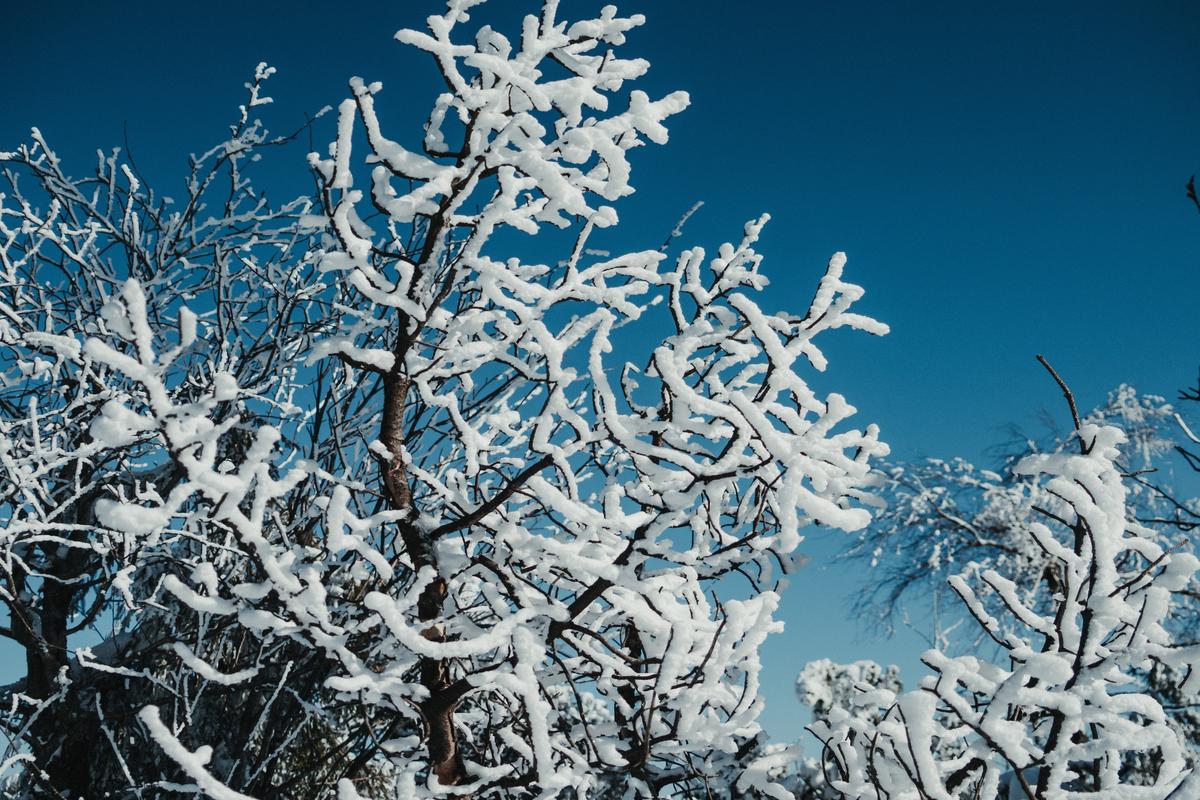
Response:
[812, 420, 1200, 798]
[708, 660, 906, 800]
[0, 1, 891, 797]
[847, 384, 1189, 641]
[797, 660, 903, 728]
[0, 63, 357, 797]
[844, 384, 1200, 773]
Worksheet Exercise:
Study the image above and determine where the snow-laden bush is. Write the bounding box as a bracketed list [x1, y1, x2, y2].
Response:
[812, 424, 1200, 799]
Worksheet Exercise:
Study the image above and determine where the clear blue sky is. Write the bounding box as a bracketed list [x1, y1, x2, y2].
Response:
[3, 0, 1198, 745]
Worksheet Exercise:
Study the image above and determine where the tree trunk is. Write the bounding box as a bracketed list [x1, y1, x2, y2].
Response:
[379, 371, 469, 792]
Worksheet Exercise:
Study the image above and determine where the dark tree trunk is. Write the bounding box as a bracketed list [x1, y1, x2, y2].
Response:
[379, 371, 469, 793]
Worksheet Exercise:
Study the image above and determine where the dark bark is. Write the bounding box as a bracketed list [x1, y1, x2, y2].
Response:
[379, 370, 470, 791]
[22, 558, 91, 797]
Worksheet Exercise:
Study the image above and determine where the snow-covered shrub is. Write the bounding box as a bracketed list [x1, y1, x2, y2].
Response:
[812, 424, 1200, 798]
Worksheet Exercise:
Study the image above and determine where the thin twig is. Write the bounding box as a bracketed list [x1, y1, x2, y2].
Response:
[1036, 354, 1083, 446]
[659, 200, 704, 252]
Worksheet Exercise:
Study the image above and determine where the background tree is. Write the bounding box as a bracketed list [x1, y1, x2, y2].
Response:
[734, 660, 905, 800]
[847, 383, 1189, 637]
[812, 394, 1200, 797]
[842, 381, 1200, 772]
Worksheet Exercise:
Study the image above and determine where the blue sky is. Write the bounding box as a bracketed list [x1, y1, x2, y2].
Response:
[3, 0, 1198, 745]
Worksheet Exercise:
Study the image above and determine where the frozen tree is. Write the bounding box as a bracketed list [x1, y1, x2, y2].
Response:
[797, 660, 903, 727]
[844, 382, 1200, 773]
[718, 660, 905, 800]
[0, 1, 891, 798]
[811, 413, 1200, 798]
[848, 384, 1189, 641]
[0, 64, 366, 797]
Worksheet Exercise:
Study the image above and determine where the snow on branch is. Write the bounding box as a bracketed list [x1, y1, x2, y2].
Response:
[812, 425, 1200, 799]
